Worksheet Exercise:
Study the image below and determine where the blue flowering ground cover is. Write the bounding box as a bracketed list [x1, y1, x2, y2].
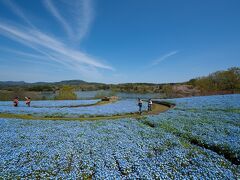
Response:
[0, 99, 101, 108]
[0, 99, 147, 117]
[0, 94, 239, 179]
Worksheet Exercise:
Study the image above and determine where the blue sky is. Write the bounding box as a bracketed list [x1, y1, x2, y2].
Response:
[0, 0, 239, 83]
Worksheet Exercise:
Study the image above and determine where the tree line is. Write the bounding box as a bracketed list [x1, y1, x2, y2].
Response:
[188, 67, 240, 93]
[0, 67, 239, 100]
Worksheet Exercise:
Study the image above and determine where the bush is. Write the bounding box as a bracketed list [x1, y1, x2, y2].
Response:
[55, 86, 77, 100]
[27, 85, 54, 91]
[162, 85, 174, 98]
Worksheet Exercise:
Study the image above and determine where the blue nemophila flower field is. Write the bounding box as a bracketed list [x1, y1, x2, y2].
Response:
[0, 99, 101, 108]
[0, 99, 147, 117]
[169, 94, 240, 110]
[0, 94, 239, 179]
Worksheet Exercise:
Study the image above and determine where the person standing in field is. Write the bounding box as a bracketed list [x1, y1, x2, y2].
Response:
[13, 97, 19, 107]
[138, 98, 143, 115]
[25, 97, 31, 107]
[148, 99, 153, 111]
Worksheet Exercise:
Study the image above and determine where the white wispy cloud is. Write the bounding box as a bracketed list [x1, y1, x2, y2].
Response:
[0, 0, 113, 80]
[1, 0, 34, 27]
[76, 0, 94, 41]
[151, 51, 179, 66]
[0, 47, 65, 69]
[43, 0, 73, 38]
[0, 22, 113, 70]
[43, 0, 94, 41]
[0, 47, 45, 60]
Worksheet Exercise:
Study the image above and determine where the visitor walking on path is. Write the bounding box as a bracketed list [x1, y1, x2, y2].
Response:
[148, 99, 153, 111]
[25, 97, 31, 107]
[13, 97, 19, 107]
[138, 98, 143, 115]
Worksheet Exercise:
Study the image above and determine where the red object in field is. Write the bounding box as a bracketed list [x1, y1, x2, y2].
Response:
[13, 98, 19, 107]
[25, 97, 31, 107]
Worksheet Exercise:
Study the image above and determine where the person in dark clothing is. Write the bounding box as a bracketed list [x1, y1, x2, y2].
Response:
[148, 99, 153, 111]
[138, 98, 143, 115]
[13, 97, 19, 107]
[25, 97, 31, 107]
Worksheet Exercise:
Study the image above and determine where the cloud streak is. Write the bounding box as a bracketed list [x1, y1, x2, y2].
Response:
[151, 51, 179, 66]
[43, 0, 73, 38]
[0, 22, 113, 70]
[1, 0, 34, 28]
[76, 0, 94, 41]
[0, 0, 113, 80]
[0, 47, 45, 60]
[43, 0, 94, 41]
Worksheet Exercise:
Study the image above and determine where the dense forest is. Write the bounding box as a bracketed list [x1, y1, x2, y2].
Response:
[0, 67, 239, 100]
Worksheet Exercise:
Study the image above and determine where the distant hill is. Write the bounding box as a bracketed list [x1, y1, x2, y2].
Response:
[0, 80, 92, 86]
[55, 80, 88, 85]
[0, 80, 172, 87]
[0, 81, 27, 86]
[0, 80, 108, 92]
[0, 67, 239, 99]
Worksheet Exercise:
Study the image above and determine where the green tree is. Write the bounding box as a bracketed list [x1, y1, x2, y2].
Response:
[162, 84, 174, 98]
[194, 67, 240, 92]
[55, 85, 77, 100]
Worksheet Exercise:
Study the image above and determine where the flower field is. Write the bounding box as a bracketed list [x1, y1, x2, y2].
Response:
[0, 94, 239, 179]
[0, 99, 101, 108]
[0, 99, 147, 117]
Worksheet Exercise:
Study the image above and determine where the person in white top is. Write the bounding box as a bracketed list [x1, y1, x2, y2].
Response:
[148, 99, 153, 111]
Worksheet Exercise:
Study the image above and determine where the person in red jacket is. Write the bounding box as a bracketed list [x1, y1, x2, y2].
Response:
[13, 97, 19, 107]
[25, 97, 31, 107]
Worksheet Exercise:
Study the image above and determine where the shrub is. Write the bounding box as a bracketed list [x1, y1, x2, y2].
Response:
[55, 85, 77, 100]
